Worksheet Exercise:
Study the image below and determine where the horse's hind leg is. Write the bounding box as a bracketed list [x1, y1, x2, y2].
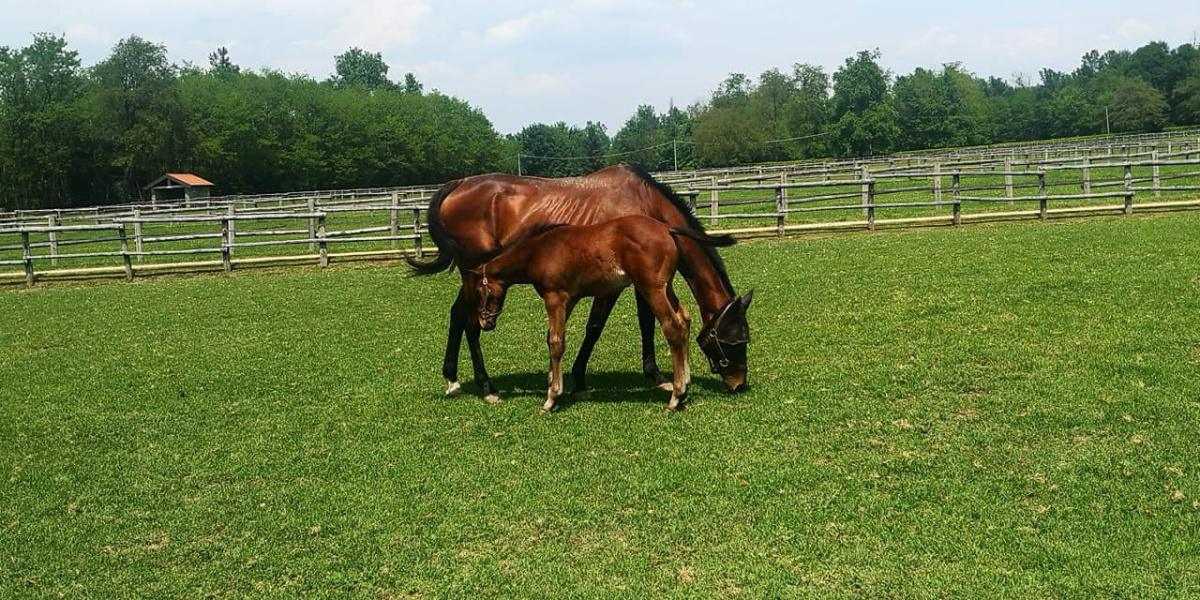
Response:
[636, 292, 671, 391]
[442, 288, 466, 397]
[571, 291, 621, 398]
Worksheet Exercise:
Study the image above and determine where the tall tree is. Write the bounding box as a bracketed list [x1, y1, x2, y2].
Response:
[330, 48, 390, 90]
[90, 35, 184, 200]
[1106, 77, 1168, 132]
[828, 49, 899, 156]
[207, 46, 239, 77]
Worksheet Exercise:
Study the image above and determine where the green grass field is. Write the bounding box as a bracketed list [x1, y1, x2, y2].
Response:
[3, 212, 1200, 597]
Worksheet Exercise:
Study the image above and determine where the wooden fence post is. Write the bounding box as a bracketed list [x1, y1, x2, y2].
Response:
[118, 223, 133, 281]
[1123, 163, 1134, 215]
[412, 207, 423, 258]
[1004, 156, 1014, 205]
[226, 205, 236, 256]
[21, 230, 33, 286]
[709, 176, 719, 226]
[1037, 171, 1047, 220]
[307, 197, 317, 251]
[774, 184, 786, 238]
[1081, 156, 1091, 195]
[951, 172, 961, 226]
[1151, 151, 1161, 198]
[686, 190, 697, 212]
[933, 162, 943, 206]
[317, 214, 329, 268]
[47, 215, 59, 266]
[865, 178, 876, 231]
[221, 217, 232, 272]
[389, 192, 400, 249]
[132, 208, 143, 262]
[860, 164, 871, 218]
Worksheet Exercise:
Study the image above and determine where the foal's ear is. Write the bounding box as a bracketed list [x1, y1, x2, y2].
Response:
[740, 289, 754, 309]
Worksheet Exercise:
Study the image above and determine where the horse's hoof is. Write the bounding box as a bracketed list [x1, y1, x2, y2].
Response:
[542, 399, 557, 412]
[445, 381, 462, 397]
[657, 382, 675, 392]
[483, 393, 502, 405]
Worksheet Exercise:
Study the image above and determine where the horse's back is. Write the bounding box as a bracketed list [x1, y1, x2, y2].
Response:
[438, 166, 684, 262]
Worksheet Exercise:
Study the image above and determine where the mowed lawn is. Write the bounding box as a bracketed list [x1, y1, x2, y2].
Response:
[3, 212, 1200, 598]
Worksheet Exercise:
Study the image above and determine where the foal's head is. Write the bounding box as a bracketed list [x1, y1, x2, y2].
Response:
[469, 267, 508, 331]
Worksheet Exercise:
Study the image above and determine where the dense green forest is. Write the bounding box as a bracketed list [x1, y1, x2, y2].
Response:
[1, 34, 1198, 208]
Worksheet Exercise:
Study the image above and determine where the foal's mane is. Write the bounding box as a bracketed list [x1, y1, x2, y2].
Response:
[621, 163, 735, 294]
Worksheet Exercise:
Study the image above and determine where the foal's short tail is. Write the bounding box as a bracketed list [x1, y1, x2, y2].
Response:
[669, 227, 737, 248]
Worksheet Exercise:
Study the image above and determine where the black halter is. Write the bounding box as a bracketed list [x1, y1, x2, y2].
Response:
[697, 301, 749, 373]
[478, 272, 503, 321]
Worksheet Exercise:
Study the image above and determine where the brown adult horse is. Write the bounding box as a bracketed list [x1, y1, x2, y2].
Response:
[407, 163, 753, 402]
[469, 216, 736, 411]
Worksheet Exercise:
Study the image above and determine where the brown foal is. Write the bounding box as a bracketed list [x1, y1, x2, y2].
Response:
[470, 215, 735, 412]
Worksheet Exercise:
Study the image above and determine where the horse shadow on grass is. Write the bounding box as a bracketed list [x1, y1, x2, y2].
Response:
[473, 370, 727, 411]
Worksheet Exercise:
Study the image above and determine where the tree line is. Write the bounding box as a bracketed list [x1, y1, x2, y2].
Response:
[1, 33, 1198, 209]
[513, 42, 1200, 176]
[0, 35, 505, 209]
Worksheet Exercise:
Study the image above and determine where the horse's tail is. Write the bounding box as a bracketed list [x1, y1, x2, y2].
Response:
[669, 226, 737, 248]
[406, 180, 464, 275]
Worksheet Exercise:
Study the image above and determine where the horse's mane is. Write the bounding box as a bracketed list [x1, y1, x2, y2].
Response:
[621, 163, 735, 294]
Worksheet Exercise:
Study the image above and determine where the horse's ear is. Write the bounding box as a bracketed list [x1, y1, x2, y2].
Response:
[740, 289, 754, 309]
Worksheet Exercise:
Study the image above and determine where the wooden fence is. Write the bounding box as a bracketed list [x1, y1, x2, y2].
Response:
[3, 131, 1200, 285]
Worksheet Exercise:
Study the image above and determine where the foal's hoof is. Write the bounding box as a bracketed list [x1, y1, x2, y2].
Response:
[445, 381, 462, 397]
[542, 398, 558, 413]
[667, 396, 686, 412]
[483, 393, 502, 405]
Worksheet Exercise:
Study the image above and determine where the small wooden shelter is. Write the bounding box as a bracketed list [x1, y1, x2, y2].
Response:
[144, 173, 215, 205]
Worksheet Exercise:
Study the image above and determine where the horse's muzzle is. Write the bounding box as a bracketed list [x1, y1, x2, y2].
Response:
[722, 373, 747, 393]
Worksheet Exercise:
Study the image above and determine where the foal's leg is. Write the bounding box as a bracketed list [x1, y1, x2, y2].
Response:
[543, 293, 570, 412]
[442, 288, 466, 397]
[636, 292, 671, 391]
[667, 285, 692, 389]
[570, 291, 622, 397]
[644, 287, 690, 410]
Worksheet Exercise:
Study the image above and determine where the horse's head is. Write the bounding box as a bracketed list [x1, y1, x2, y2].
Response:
[468, 267, 508, 331]
[698, 290, 753, 393]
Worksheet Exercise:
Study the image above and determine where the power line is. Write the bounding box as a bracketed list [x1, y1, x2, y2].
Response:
[511, 131, 828, 167]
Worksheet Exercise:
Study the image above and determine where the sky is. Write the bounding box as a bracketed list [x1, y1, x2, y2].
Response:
[2, 0, 1198, 134]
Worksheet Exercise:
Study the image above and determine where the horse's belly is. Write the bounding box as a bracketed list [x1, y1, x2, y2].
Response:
[578, 268, 631, 297]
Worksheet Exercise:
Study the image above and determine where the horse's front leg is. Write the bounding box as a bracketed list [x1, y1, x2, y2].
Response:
[543, 293, 570, 412]
[570, 291, 622, 398]
[464, 319, 500, 404]
[636, 292, 671, 391]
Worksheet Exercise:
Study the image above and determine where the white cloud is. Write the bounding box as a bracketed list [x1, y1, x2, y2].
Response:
[484, 11, 552, 45]
[509, 72, 574, 97]
[64, 23, 115, 46]
[902, 25, 961, 50]
[330, 0, 431, 50]
[1115, 18, 1154, 39]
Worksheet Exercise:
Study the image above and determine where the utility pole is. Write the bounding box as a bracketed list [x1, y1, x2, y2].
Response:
[517, 154, 522, 176]
[673, 139, 678, 172]
[1105, 106, 1111, 135]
